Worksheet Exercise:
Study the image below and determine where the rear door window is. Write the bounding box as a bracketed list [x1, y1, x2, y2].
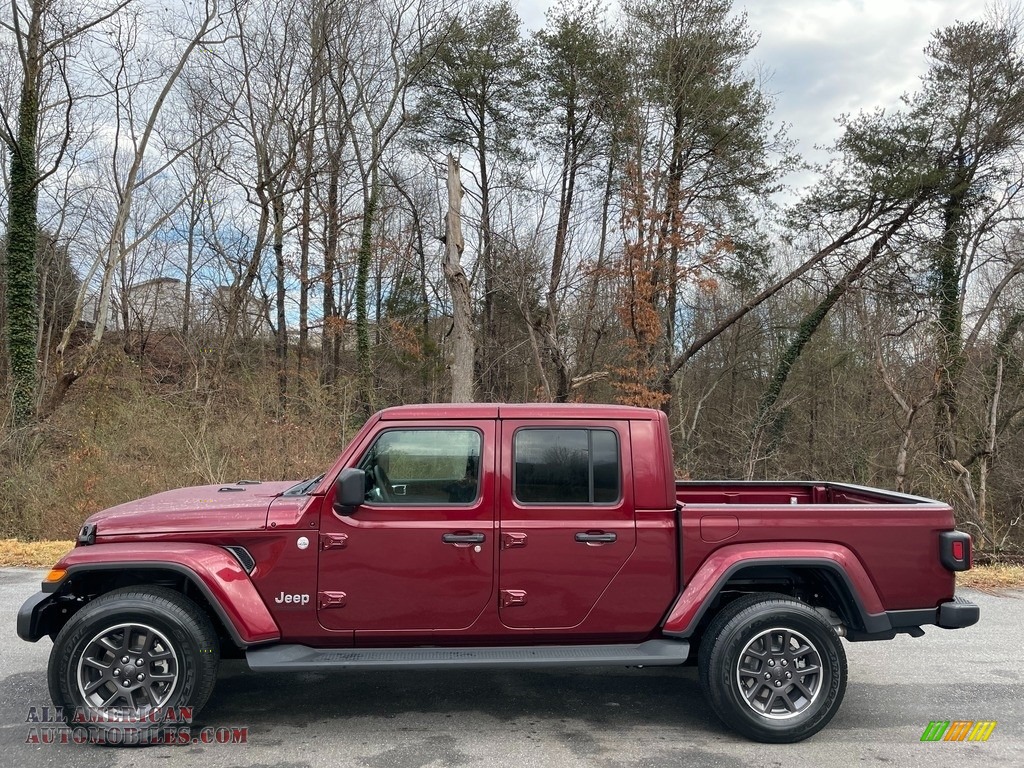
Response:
[513, 428, 620, 504]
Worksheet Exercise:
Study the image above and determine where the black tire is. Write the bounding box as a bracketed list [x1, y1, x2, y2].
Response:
[48, 586, 220, 746]
[697, 593, 847, 743]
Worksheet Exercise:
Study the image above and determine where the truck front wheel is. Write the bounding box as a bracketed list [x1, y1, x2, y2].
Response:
[48, 586, 220, 744]
[697, 593, 847, 743]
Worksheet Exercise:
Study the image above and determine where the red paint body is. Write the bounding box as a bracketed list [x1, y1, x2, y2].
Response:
[50, 404, 965, 648]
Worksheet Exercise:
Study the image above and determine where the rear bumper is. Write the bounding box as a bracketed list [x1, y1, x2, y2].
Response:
[847, 594, 980, 641]
[937, 595, 980, 629]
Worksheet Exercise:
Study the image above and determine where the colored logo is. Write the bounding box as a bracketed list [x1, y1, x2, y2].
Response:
[920, 721, 997, 742]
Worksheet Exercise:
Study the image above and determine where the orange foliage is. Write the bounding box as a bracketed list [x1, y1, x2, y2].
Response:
[609, 161, 678, 408]
[323, 316, 348, 337]
[385, 319, 423, 361]
[607, 158, 733, 408]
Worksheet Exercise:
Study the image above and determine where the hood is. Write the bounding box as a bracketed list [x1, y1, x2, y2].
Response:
[86, 481, 297, 536]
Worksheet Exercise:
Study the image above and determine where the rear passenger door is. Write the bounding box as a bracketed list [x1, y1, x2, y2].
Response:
[497, 421, 636, 629]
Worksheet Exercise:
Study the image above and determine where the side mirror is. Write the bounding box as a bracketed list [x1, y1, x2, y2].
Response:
[333, 468, 365, 514]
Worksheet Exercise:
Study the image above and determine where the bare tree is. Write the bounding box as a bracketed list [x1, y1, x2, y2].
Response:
[443, 155, 473, 401]
[341, 0, 460, 411]
[47, 0, 231, 413]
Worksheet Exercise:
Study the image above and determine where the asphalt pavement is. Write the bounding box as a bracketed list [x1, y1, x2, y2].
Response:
[1, 567, 1021, 768]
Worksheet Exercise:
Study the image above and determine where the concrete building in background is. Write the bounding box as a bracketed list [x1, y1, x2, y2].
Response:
[119, 277, 187, 332]
[113, 277, 271, 338]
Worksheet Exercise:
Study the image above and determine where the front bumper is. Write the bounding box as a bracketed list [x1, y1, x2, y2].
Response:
[17, 590, 56, 642]
[937, 594, 980, 629]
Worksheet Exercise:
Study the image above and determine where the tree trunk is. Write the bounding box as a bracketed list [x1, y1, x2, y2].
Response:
[476, 105, 496, 400]
[181, 199, 198, 342]
[298, 71, 318, 362]
[321, 160, 339, 386]
[412, 198, 430, 396]
[933, 185, 968, 464]
[660, 99, 687, 416]
[298, 178, 311, 361]
[443, 155, 474, 403]
[4, 13, 42, 424]
[579, 151, 616, 377]
[118, 254, 130, 351]
[543, 99, 579, 403]
[355, 176, 380, 413]
[273, 193, 288, 411]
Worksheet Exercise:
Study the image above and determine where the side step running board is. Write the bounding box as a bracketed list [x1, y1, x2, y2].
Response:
[246, 639, 690, 672]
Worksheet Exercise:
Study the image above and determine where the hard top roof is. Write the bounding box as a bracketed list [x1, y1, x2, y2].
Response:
[377, 403, 663, 421]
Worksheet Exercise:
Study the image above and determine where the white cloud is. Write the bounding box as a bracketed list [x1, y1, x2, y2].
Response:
[741, 0, 982, 162]
[516, 0, 988, 189]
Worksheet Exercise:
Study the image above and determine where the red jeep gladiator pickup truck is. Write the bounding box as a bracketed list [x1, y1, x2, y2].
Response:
[18, 403, 978, 743]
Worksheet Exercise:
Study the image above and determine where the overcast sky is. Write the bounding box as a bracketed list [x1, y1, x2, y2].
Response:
[517, 0, 987, 190]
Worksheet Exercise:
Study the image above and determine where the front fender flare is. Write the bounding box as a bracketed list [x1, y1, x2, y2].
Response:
[24, 542, 280, 646]
[662, 542, 888, 638]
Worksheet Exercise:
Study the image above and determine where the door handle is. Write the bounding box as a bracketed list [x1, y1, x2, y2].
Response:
[442, 532, 485, 545]
[575, 531, 617, 544]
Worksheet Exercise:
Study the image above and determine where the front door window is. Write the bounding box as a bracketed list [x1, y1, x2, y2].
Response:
[358, 429, 481, 505]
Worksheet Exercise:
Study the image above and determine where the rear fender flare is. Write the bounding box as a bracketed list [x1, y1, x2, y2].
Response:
[662, 542, 888, 638]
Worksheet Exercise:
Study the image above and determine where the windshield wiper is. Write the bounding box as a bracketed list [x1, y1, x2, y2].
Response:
[285, 473, 326, 496]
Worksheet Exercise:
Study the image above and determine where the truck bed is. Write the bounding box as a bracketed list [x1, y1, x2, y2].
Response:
[676, 480, 939, 506]
[673, 480, 956, 612]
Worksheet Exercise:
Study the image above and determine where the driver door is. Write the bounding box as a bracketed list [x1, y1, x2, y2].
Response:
[317, 420, 496, 635]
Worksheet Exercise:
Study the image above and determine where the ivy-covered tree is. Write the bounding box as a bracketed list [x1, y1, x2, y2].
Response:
[913, 19, 1024, 468]
[1, 0, 128, 423]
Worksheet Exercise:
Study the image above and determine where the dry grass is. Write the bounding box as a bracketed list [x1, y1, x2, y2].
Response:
[0, 539, 75, 567]
[958, 564, 1024, 592]
[0, 347, 356, 541]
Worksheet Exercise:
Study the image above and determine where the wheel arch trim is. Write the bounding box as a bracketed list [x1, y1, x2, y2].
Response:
[662, 542, 889, 638]
[23, 543, 280, 647]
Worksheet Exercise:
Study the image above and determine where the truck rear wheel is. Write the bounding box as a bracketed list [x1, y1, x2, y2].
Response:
[48, 586, 220, 745]
[697, 593, 847, 743]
